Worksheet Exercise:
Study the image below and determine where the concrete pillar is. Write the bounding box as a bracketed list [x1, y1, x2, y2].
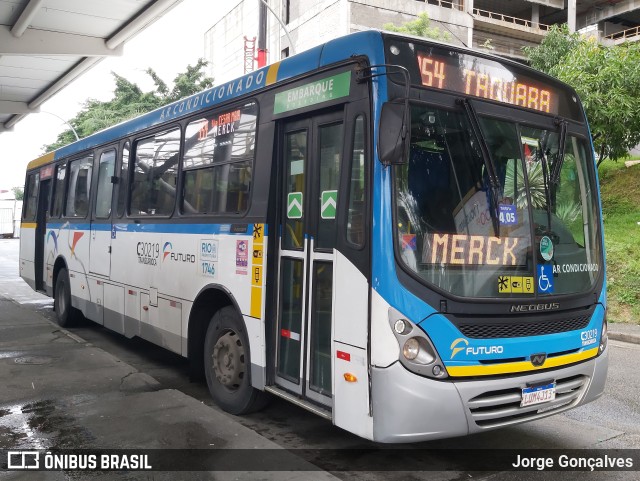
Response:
[532, 4, 540, 27]
[466, 0, 474, 15]
[599, 21, 606, 38]
[466, 0, 474, 47]
[568, 0, 577, 32]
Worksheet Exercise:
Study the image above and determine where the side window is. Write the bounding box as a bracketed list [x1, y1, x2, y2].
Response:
[346, 115, 366, 247]
[23, 173, 39, 221]
[51, 162, 67, 218]
[95, 150, 116, 219]
[65, 156, 93, 218]
[316, 121, 343, 249]
[116, 142, 130, 218]
[181, 102, 257, 215]
[556, 137, 593, 248]
[130, 129, 180, 216]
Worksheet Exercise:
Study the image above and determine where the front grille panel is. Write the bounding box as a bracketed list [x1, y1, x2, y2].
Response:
[467, 374, 588, 428]
[458, 314, 591, 339]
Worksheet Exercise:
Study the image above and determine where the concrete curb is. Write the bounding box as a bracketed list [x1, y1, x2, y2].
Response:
[609, 332, 640, 345]
[608, 321, 640, 345]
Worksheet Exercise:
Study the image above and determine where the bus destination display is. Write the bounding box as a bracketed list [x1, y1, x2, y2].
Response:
[421, 233, 527, 267]
[415, 51, 559, 115]
[197, 108, 242, 141]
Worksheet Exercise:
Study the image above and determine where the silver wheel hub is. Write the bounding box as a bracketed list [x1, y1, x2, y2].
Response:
[212, 331, 245, 390]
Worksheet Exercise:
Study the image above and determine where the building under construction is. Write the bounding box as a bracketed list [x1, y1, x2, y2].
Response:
[205, 0, 640, 83]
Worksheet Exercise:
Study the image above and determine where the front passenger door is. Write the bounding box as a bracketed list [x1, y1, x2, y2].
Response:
[89, 148, 116, 277]
[275, 111, 344, 408]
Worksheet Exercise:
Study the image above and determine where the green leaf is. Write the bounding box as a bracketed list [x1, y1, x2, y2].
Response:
[42, 59, 214, 153]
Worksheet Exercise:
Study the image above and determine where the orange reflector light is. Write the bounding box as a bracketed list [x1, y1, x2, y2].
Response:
[343, 373, 358, 383]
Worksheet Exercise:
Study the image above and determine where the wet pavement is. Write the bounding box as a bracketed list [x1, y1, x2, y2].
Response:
[0, 247, 336, 480]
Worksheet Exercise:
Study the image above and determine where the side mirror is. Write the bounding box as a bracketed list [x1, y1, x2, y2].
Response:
[378, 102, 410, 166]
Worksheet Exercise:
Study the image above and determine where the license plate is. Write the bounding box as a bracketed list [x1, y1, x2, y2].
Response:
[521, 382, 556, 407]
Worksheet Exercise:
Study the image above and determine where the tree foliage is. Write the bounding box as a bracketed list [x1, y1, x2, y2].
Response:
[523, 25, 582, 74]
[11, 186, 24, 201]
[524, 26, 640, 165]
[383, 12, 451, 42]
[43, 58, 214, 152]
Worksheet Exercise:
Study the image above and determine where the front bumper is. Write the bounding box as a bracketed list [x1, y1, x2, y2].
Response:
[371, 344, 608, 443]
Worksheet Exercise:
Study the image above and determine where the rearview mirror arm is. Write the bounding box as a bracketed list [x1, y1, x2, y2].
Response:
[357, 64, 411, 159]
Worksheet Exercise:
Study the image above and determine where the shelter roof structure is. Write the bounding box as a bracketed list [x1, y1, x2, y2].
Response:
[0, 0, 183, 133]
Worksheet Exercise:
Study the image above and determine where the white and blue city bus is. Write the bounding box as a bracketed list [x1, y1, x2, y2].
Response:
[20, 30, 607, 442]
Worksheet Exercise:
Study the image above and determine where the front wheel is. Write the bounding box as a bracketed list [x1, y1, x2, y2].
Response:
[204, 306, 269, 415]
[54, 268, 79, 327]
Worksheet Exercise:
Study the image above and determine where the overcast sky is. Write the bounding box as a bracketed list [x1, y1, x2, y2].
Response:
[0, 0, 226, 192]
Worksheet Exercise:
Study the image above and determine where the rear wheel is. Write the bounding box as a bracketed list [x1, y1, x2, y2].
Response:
[204, 306, 269, 414]
[54, 268, 79, 327]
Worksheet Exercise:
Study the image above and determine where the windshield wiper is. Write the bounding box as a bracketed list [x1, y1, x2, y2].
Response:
[537, 134, 553, 234]
[549, 118, 568, 188]
[538, 120, 567, 236]
[457, 98, 501, 237]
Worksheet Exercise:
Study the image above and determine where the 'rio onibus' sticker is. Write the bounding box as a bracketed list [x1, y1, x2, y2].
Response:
[540, 235, 554, 261]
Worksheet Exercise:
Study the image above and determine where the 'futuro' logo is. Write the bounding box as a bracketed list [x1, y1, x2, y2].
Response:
[450, 338, 469, 359]
[450, 338, 505, 358]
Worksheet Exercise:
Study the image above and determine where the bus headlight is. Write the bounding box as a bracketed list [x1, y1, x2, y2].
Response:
[394, 319, 410, 335]
[389, 308, 448, 379]
[402, 337, 436, 365]
[599, 313, 608, 354]
[403, 338, 420, 360]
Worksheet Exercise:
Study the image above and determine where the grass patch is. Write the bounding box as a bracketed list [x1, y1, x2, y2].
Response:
[599, 160, 640, 324]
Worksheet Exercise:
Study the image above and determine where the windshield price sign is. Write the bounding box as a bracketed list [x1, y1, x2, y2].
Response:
[499, 205, 517, 225]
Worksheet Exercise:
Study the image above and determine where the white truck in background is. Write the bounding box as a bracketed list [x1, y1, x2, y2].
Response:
[0, 199, 22, 238]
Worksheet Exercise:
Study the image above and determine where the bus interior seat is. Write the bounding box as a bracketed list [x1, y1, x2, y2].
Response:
[408, 145, 455, 232]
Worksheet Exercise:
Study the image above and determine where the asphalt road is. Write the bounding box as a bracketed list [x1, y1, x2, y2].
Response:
[1, 238, 639, 480]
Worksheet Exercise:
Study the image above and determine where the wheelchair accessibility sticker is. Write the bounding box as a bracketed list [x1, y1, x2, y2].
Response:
[537, 264, 554, 294]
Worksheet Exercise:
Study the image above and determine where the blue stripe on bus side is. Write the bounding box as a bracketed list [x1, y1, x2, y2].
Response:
[46, 223, 268, 236]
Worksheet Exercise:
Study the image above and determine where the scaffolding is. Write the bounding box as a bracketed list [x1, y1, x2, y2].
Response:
[244, 36, 256, 74]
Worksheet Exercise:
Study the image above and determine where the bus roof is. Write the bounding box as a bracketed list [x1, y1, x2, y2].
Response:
[26, 30, 389, 172]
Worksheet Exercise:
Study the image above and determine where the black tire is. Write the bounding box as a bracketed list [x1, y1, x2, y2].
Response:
[54, 268, 79, 327]
[204, 306, 269, 415]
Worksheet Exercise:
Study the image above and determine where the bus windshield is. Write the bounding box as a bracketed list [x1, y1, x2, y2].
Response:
[394, 104, 602, 298]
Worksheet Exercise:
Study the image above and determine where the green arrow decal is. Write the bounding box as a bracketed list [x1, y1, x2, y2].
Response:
[320, 190, 337, 219]
[287, 192, 303, 219]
